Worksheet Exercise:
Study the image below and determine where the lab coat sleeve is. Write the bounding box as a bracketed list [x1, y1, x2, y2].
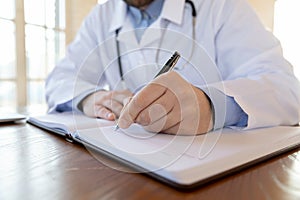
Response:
[201, 87, 248, 130]
[210, 0, 300, 129]
[45, 5, 106, 113]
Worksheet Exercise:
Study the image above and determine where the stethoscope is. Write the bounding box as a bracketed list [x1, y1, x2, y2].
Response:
[115, 0, 197, 84]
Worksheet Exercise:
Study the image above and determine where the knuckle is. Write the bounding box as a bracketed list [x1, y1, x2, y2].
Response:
[143, 117, 168, 133]
[98, 90, 111, 98]
[97, 106, 108, 116]
[106, 91, 113, 99]
[132, 94, 147, 109]
[136, 111, 150, 125]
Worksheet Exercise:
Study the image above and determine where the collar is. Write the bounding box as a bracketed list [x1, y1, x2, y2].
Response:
[128, 0, 164, 27]
[161, 0, 185, 25]
[109, 0, 186, 33]
[109, 0, 128, 33]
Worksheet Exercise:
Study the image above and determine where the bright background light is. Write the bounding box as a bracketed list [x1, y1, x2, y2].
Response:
[274, 0, 300, 79]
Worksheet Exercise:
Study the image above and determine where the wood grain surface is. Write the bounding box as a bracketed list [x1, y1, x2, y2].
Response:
[1, 122, 300, 200]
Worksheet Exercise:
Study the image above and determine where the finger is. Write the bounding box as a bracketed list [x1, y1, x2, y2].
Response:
[135, 89, 175, 125]
[160, 123, 180, 135]
[131, 83, 167, 115]
[118, 84, 167, 128]
[112, 90, 133, 104]
[94, 105, 116, 120]
[143, 104, 181, 133]
[101, 99, 124, 117]
[151, 71, 191, 103]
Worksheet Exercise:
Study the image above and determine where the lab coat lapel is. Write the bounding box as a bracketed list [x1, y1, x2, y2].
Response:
[109, 0, 139, 48]
[117, 19, 139, 49]
[116, 18, 162, 49]
[139, 0, 185, 47]
[139, 20, 163, 47]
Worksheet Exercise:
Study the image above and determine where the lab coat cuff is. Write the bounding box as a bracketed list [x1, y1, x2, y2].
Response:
[200, 87, 227, 130]
[53, 90, 98, 114]
[201, 87, 248, 130]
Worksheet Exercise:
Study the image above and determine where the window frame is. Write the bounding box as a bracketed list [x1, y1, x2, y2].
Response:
[1, 0, 68, 109]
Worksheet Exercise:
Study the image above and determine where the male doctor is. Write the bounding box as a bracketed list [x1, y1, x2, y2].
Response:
[46, 0, 300, 135]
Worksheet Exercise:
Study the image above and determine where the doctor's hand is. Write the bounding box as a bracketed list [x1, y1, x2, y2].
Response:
[81, 90, 133, 120]
[118, 71, 213, 135]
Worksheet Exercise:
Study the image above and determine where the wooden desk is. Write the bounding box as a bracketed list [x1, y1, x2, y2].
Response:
[1, 122, 300, 200]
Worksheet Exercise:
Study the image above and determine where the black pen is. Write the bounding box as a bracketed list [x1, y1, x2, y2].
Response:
[115, 51, 181, 131]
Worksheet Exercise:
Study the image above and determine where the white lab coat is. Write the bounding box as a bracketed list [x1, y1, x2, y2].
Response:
[46, 0, 300, 129]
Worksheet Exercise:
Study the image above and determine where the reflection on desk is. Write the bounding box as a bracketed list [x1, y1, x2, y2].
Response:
[0, 123, 300, 200]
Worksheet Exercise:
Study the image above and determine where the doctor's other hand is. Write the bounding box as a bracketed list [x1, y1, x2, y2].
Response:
[81, 90, 133, 120]
[118, 71, 213, 135]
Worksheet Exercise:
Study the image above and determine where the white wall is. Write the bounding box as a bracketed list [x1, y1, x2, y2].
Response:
[248, 0, 275, 30]
[65, 0, 275, 43]
[65, 0, 97, 44]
